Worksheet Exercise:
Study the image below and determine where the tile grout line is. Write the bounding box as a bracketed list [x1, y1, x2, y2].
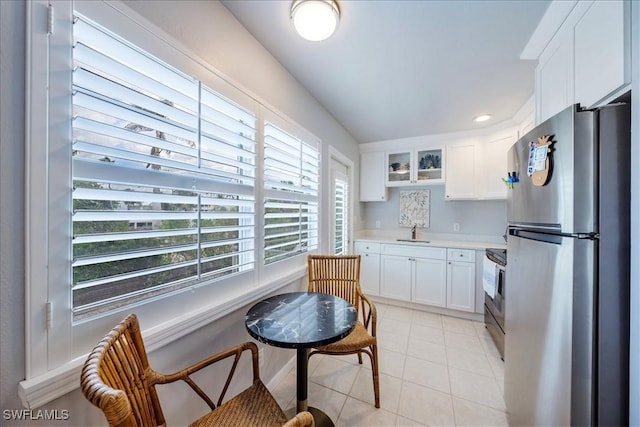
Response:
[442, 322, 458, 427]
[276, 305, 511, 425]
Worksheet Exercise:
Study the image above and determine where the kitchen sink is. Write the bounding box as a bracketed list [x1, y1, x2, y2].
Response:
[396, 239, 430, 243]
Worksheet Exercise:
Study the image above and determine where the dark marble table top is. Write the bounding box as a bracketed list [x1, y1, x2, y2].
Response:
[245, 292, 357, 349]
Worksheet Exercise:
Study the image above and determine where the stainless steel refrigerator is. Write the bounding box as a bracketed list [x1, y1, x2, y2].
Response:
[505, 103, 630, 426]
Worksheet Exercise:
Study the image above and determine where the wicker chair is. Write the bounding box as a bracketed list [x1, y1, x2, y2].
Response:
[307, 255, 380, 408]
[80, 313, 314, 427]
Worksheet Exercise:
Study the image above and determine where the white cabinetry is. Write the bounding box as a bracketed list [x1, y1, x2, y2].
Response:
[386, 147, 443, 186]
[380, 244, 449, 307]
[517, 103, 535, 138]
[354, 241, 381, 296]
[528, 0, 631, 124]
[360, 241, 480, 314]
[446, 249, 476, 312]
[445, 143, 477, 200]
[412, 256, 447, 308]
[380, 254, 412, 300]
[574, 0, 629, 107]
[537, 37, 573, 123]
[445, 129, 516, 200]
[359, 151, 388, 202]
[480, 131, 517, 199]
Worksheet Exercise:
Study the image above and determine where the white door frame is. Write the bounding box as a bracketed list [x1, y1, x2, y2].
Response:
[328, 146, 354, 254]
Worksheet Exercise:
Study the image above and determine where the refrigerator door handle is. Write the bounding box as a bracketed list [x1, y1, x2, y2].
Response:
[509, 222, 561, 232]
[509, 227, 598, 241]
[575, 232, 598, 240]
[509, 227, 564, 244]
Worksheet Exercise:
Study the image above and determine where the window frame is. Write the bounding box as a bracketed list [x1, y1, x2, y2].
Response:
[20, 0, 322, 408]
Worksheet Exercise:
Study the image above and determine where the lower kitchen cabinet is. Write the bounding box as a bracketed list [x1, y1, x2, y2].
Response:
[446, 249, 476, 312]
[354, 241, 381, 296]
[379, 244, 447, 304]
[412, 257, 447, 307]
[355, 241, 478, 314]
[380, 255, 412, 300]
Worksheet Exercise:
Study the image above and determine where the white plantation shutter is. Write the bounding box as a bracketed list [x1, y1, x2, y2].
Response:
[23, 2, 333, 401]
[72, 14, 256, 318]
[333, 174, 348, 255]
[263, 122, 319, 264]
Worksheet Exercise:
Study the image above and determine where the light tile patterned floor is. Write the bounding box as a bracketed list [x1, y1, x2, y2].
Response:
[271, 302, 507, 426]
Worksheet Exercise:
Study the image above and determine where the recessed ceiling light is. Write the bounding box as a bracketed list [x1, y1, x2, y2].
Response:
[291, 0, 340, 42]
[473, 114, 492, 123]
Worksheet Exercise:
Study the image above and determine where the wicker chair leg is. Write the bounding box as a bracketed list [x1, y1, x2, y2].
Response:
[371, 345, 380, 408]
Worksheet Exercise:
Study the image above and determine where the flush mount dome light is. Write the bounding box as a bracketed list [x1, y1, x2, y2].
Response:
[473, 114, 492, 123]
[291, 0, 340, 41]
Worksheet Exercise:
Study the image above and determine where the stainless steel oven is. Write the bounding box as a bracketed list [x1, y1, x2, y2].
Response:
[484, 248, 505, 359]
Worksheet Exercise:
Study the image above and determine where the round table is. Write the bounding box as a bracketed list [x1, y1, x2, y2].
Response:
[245, 292, 357, 426]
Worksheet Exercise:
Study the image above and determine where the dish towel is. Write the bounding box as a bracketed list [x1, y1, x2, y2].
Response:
[483, 257, 499, 299]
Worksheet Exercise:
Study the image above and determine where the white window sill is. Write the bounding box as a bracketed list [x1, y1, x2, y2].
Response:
[18, 267, 306, 409]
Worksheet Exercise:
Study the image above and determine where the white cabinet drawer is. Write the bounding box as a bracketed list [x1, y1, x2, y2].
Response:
[447, 248, 475, 263]
[354, 241, 381, 254]
[381, 244, 446, 260]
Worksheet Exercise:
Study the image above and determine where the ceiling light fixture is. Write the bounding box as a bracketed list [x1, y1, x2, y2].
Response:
[473, 114, 492, 123]
[291, 0, 340, 42]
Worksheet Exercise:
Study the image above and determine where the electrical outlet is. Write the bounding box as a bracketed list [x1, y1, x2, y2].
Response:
[258, 347, 265, 369]
[453, 222, 460, 232]
[375, 220, 381, 229]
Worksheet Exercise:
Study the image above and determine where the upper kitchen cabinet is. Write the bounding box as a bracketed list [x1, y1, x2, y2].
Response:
[445, 127, 517, 200]
[536, 36, 574, 123]
[445, 142, 477, 200]
[360, 151, 388, 201]
[523, 0, 632, 124]
[386, 147, 444, 186]
[573, 0, 630, 108]
[479, 130, 518, 199]
[359, 104, 525, 201]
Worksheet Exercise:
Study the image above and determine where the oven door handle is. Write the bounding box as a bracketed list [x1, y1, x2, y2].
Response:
[485, 254, 506, 271]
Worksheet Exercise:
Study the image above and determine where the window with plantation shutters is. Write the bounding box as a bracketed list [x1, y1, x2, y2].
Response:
[72, 14, 256, 318]
[263, 122, 319, 264]
[23, 2, 330, 399]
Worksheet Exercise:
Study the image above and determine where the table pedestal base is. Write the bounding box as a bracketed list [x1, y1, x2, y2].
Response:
[286, 406, 334, 427]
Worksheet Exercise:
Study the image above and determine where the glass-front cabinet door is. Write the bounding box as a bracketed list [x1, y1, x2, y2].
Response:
[386, 150, 412, 184]
[416, 148, 443, 183]
[386, 148, 443, 186]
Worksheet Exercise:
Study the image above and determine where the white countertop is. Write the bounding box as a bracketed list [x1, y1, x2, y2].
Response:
[354, 232, 506, 250]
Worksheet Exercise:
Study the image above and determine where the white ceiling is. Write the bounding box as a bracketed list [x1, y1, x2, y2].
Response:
[221, 0, 550, 143]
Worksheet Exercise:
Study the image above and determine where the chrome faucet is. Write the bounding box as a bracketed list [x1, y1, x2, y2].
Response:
[411, 224, 417, 240]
